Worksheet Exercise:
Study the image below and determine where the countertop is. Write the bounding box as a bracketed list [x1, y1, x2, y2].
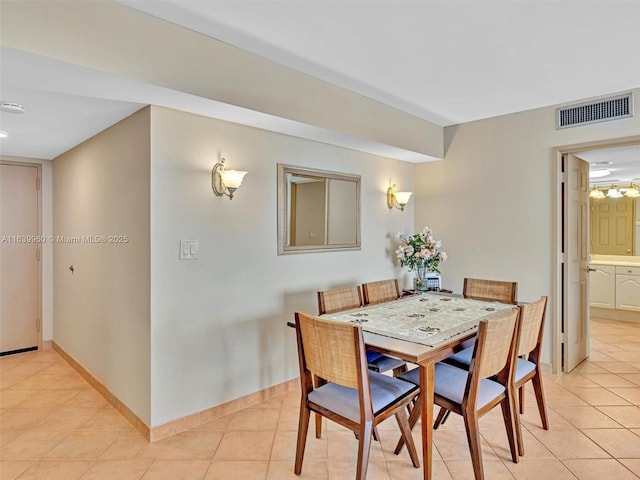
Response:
[590, 255, 640, 267]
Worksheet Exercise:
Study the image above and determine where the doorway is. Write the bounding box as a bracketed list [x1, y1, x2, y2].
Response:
[0, 161, 42, 355]
[554, 137, 640, 373]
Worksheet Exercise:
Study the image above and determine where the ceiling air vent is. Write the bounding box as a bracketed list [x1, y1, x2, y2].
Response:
[556, 93, 633, 129]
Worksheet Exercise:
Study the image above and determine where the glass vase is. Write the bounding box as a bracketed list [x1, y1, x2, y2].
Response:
[413, 267, 429, 292]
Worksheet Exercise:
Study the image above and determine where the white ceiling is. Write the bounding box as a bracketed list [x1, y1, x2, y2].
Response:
[1, 0, 639, 166]
[576, 144, 640, 187]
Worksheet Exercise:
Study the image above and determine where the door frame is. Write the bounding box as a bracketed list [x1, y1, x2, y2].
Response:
[0, 160, 43, 352]
[552, 135, 640, 373]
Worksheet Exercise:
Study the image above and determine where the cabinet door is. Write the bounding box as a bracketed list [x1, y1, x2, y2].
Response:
[590, 265, 616, 309]
[615, 274, 640, 311]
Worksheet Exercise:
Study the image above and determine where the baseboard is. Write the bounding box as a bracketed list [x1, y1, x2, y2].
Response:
[53, 342, 151, 441]
[42, 340, 53, 349]
[52, 341, 299, 442]
[149, 378, 299, 442]
[591, 307, 640, 324]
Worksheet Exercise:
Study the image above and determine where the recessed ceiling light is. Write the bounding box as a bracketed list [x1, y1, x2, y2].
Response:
[589, 169, 610, 178]
[0, 130, 7, 138]
[0, 102, 25, 114]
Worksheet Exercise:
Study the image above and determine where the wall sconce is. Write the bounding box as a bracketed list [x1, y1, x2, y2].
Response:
[590, 183, 640, 199]
[589, 186, 605, 198]
[212, 158, 247, 200]
[387, 184, 412, 211]
[606, 184, 623, 199]
[623, 183, 640, 198]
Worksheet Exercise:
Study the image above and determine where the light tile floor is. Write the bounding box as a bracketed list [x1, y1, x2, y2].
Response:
[1, 318, 640, 479]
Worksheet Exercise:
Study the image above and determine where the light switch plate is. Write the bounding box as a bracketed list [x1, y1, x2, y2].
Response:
[180, 240, 198, 259]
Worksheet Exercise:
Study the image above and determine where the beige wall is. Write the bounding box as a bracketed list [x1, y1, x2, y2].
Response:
[53, 108, 151, 424]
[149, 106, 414, 426]
[414, 88, 640, 364]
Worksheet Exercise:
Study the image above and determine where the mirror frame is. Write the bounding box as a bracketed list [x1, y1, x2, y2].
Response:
[277, 163, 361, 255]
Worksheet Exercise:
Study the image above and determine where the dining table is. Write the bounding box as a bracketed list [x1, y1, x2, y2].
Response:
[319, 291, 515, 480]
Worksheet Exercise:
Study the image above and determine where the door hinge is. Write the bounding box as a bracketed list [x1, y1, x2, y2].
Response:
[36, 176, 41, 190]
[559, 172, 566, 183]
[36, 247, 40, 261]
[559, 252, 566, 264]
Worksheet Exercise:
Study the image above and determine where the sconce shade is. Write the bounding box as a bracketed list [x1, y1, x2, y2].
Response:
[589, 187, 605, 199]
[387, 184, 412, 212]
[624, 184, 640, 197]
[394, 191, 412, 206]
[219, 169, 247, 189]
[212, 158, 247, 200]
[606, 185, 623, 198]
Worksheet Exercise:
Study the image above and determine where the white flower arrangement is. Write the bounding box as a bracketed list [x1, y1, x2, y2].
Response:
[395, 226, 447, 274]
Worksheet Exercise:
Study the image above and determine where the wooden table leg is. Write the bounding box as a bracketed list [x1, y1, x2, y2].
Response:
[420, 362, 435, 480]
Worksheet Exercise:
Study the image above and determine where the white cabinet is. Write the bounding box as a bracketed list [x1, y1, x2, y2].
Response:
[615, 266, 640, 312]
[590, 265, 616, 309]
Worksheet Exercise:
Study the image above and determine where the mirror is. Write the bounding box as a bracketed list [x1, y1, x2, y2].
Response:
[277, 164, 360, 254]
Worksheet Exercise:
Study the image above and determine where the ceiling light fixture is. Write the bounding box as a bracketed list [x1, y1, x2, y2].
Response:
[0, 101, 25, 114]
[589, 169, 610, 178]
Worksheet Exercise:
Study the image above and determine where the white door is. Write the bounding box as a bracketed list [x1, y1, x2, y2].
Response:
[563, 154, 590, 372]
[0, 163, 40, 354]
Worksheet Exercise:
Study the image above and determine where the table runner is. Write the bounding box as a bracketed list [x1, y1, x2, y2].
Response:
[324, 293, 514, 347]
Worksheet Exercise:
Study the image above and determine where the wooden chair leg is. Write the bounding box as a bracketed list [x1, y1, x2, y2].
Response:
[315, 414, 323, 439]
[313, 375, 326, 438]
[433, 407, 449, 430]
[294, 404, 311, 474]
[500, 395, 520, 463]
[531, 370, 549, 430]
[463, 410, 485, 480]
[512, 387, 525, 457]
[394, 394, 421, 455]
[356, 421, 373, 480]
[395, 410, 420, 468]
[518, 385, 525, 414]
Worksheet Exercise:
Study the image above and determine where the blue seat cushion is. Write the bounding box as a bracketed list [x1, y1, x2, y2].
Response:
[398, 363, 505, 410]
[444, 346, 473, 369]
[515, 358, 536, 382]
[368, 354, 406, 373]
[366, 349, 384, 363]
[307, 371, 419, 423]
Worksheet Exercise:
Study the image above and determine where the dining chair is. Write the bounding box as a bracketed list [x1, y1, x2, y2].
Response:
[294, 312, 420, 480]
[463, 277, 518, 305]
[316, 285, 406, 440]
[435, 278, 518, 427]
[443, 278, 518, 369]
[395, 308, 521, 480]
[318, 286, 406, 376]
[362, 278, 400, 305]
[512, 296, 549, 455]
[440, 296, 549, 456]
[317, 285, 364, 316]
